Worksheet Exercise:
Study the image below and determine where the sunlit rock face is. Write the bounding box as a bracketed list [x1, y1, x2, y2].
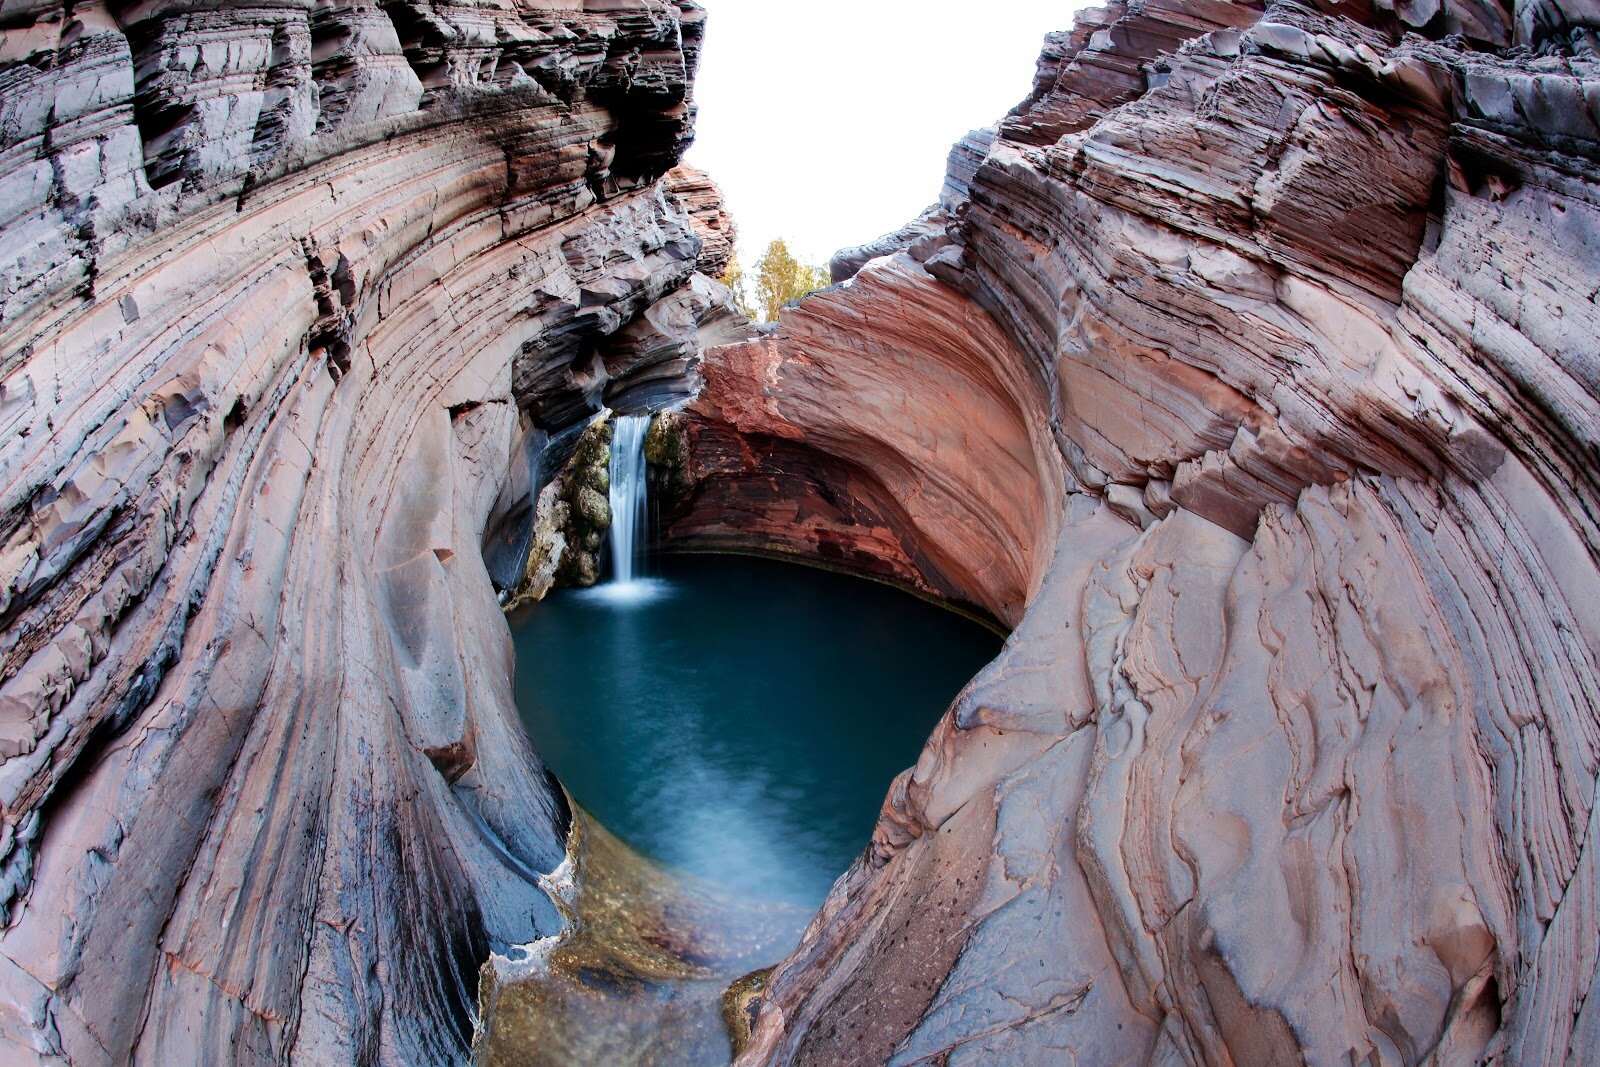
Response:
[0, 1, 724, 1062]
[664, 163, 737, 279]
[669, 0, 1600, 1063]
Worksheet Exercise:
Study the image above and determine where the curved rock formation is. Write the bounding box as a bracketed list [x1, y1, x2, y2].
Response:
[665, 254, 1063, 625]
[662, 1, 1600, 1063]
[6, 0, 1599, 1063]
[0, 2, 728, 1062]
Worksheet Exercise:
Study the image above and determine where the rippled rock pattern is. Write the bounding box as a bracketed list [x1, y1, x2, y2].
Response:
[665, 1, 1600, 1063]
[0, 1, 723, 1062]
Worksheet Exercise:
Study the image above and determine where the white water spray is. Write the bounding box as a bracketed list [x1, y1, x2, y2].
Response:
[607, 414, 651, 585]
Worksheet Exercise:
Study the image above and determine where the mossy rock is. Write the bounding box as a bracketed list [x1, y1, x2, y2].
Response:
[554, 545, 600, 588]
[504, 492, 569, 611]
[643, 411, 686, 467]
[572, 484, 612, 529]
[721, 966, 774, 1058]
[569, 418, 613, 483]
[550, 416, 616, 589]
[644, 411, 692, 498]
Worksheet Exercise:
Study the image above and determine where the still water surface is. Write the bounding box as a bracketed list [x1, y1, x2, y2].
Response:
[488, 555, 1001, 1065]
[510, 554, 1002, 908]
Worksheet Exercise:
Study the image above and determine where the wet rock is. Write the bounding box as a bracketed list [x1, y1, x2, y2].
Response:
[722, 968, 775, 1060]
[505, 480, 571, 612]
[644, 409, 692, 500]
[476, 814, 809, 1067]
[552, 418, 614, 590]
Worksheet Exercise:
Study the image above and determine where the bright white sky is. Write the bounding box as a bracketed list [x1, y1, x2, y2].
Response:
[685, 1, 1088, 269]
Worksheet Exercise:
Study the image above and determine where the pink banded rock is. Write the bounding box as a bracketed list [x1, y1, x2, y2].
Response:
[0, 2, 727, 1063]
[664, 1, 1600, 1064]
[4, 0, 1600, 1064]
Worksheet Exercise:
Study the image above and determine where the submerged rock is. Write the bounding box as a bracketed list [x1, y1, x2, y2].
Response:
[476, 813, 808, 1067]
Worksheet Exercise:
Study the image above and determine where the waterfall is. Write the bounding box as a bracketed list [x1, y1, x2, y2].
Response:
[608, 414, 651, 584]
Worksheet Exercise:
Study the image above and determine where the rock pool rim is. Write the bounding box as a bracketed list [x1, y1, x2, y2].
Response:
[504, 546, 1008, 869]
[492, 551, 1002, 1062]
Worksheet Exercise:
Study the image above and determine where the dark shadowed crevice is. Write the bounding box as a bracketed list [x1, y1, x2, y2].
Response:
[378, 1, 449, 105]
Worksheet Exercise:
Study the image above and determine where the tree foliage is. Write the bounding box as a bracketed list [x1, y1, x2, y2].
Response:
[719, 239, 829, 323]
[719, 251, 755, 320]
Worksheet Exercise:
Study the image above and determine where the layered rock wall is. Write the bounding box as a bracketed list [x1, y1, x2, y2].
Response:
[0, 2, 724, 1062]
[665, 255, 1062, 626]
[662, 1, 1600, 1063]
[5, 0, 1599, 1063]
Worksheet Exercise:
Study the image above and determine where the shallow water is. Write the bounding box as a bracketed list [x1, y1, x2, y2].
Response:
[485, 553, 1001, 1065]
[509, 553, 1001, 908]
[477, 812, 809, 1067]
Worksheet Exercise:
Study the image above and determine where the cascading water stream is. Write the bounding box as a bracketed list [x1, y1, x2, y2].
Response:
[608, 414, 651, 586]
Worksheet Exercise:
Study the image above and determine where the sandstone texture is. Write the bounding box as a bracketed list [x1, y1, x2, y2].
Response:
[665, 163, 736, 279]
[6, 0, 1600, 1064]
[0, 2, 730, 1063]
[661, 1, 1600, 1063]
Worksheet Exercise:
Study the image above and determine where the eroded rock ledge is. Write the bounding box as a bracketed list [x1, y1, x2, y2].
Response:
[662, 1, 1600, 1063]
[0, 2, 729, 1062]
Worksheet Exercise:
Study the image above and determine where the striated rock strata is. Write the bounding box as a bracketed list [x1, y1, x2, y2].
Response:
[662, 1, 1600, 1063]
[6, 0, 1600, 1063]
[0, 1, 732, 1062]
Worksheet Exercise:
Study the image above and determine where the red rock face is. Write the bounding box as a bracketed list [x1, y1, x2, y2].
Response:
[664, 256, 1063, 627]
[669, 3, 1600, 1065]
[665, 164, 739, 279]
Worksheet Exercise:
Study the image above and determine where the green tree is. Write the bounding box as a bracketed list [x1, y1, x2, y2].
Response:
[719, 251, 757, 320]
[752, 238, 830, 323]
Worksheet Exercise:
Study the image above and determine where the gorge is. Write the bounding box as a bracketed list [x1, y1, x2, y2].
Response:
[3, 1, 1600, 1066]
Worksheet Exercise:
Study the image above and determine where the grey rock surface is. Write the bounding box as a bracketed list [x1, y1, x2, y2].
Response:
[0, 2, 724, 1063]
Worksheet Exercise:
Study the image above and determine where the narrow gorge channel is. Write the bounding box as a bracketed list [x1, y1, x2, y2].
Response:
[3, 1, 1599, 1065]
